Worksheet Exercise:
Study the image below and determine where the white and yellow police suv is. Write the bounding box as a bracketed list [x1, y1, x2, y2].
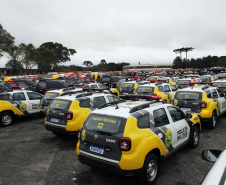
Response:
[45, 92, 123, 136]
[171, 86, 226, 129]
[77, 96, 201, 184]
[39, 87, 83, 113]
[0, 90, 43, 126]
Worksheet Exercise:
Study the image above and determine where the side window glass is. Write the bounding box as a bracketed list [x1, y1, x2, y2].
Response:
[211, 89, 218, 99]
[27, 92, 42, 100]
[164, 85, 170, 92]
[170, 85, 177, 91]
[91, 85, 98, 88]
[13, 93, 26, 101]
[157, 86, 164, 92]
[0, 94, 9, 100]
[217, 89, 224, 98]
[138, 114, 150, 128]
[79, 99, 90, 108]
[205, 90, 212, 98]
[167, 106, 185, 122]
[93, 96, 106, 108]
[153, 108, 170, 127]
[107, 95, 121, 103]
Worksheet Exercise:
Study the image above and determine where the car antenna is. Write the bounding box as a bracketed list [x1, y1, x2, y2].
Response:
[115, 103, 119, 109]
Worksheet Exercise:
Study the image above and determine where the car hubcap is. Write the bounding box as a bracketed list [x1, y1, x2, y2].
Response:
[146, 160, 157, 181]
[2, 115, 12, 125]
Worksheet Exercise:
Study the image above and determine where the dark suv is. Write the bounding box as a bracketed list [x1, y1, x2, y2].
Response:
[100, 76, 122, 88]
[36, 79, 68, 94]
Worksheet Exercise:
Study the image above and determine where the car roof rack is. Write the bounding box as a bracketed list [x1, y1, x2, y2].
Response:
[75, 92, 93, 98]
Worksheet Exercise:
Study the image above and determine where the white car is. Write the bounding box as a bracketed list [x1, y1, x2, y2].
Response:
[202, 149, 226, 185]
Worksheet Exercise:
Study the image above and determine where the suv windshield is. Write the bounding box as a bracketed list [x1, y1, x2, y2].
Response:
[49, 99, 72, 110]
[43, 92, 60, 100]
[174, 91, 202, 100]
[85, 114, 125, 134]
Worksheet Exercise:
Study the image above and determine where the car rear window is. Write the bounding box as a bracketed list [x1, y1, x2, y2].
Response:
[213, 82, 226, 88]
[43, 92, 60, 100]
[0, 94, 10, 100]
[201, 76, 211, 82]
[176, 80, 190, 85]
[174, 91, 202, 100]
[111, 76, 121, 82]
[121, 83, 135, 89]
[85, 114, 125, 134]
[49, 99, 72, 110]
[135, 86, 154, 93]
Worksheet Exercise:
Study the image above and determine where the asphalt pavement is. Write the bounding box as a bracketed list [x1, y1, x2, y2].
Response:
[0, 113, 225, 185]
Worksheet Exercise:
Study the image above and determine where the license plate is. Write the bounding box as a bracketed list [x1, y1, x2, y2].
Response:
[89, 145, 104, 154]
[51, 118, 59, 123]
[181, 107, 191, 112]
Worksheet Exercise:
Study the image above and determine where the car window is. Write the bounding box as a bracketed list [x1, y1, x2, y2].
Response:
[217, 89, 224, 98]
[167, 106, 185, 122]
[49, 99, 72, 110]
[138, 113, 150, 128]
[106, 95, 121, 103]
[164, 85, 170, 92]
[170, 85, 177, 91]
[91, 84, 98, 88]
[18, 82, 29, 89]
[211, 89, 218, 99]
[13, 92, 26, 101]
[93, 96, 106, 108]
[157, 86, 164, 92]
[174, 91, 202, 100]
[0, 93, 9, 100]
[27, 92, 42, 100]
[79, 99, 90, 108]
[153, 108, 170, 127]
[205, 90, 212, 98]
[98, 84, 108, 89]
[38, 81, 46, 88]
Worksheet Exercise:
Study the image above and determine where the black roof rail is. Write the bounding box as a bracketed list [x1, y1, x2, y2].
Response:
[129, 101, 161, 113]
[75, 92, 93, 98]
[98, 101, 123, 109]
[202, 86, 209, 90]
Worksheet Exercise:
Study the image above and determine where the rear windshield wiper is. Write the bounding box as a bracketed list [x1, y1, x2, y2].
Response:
[96, 130, 113, 136]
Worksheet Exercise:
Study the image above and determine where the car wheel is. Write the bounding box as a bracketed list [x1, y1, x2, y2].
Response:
[209, 112, 217, 129]
[188, 126, 199, 148]
[138, 154, 159, 185]
[0, 112, 14, 126]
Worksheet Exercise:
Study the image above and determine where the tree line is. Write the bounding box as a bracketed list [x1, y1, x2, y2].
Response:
[172, 56, 226, 69]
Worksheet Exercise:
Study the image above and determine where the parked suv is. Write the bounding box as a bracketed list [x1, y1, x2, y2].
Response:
[36, 79, 68, 94]
[45, 92, 123, 136]
[100, 75, 122, 88]
[77, 98, 201, 184]
[170, 86, 226, 128]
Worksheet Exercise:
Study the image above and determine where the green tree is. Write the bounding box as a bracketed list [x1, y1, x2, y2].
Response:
[36, 47, 58, 73]
[0, 24, 15, 58]
[100, 59, 107, 65]
[83, 60, 93, 67]
[172, 56, 182, 69]
[40, 42, 76, 70]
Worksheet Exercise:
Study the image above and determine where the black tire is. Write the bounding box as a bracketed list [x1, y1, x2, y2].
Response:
[188, 126, 199, 148]
[0, 112, 14, 127]
[137, 154, 159, 185]
[208, 112, 217, 129]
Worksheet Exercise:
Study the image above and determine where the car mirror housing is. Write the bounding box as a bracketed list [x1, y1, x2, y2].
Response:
[202, 149, 222, 163]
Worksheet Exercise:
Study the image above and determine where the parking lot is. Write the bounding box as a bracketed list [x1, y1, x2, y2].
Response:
[0, 113, 225, 185]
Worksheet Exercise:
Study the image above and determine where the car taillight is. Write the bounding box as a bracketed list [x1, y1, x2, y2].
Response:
[111, 83, 114, 88]
[170, 99, 174, 105]
[77, 128, 82, 140]
[200, 101, 207, 108]
[119, 137, 131, 151]
[66, 111, 73, 120]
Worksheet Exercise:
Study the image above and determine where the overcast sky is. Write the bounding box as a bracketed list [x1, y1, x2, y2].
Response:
[1, 0, 226, 68]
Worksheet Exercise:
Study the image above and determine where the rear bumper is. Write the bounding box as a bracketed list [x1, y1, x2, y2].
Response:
[78, 150, 141, 176]
[45, 121, 76, 135]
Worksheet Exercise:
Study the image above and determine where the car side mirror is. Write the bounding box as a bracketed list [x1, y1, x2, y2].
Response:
[185, 112, 192, 119]
[202, 149, 222, 162]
